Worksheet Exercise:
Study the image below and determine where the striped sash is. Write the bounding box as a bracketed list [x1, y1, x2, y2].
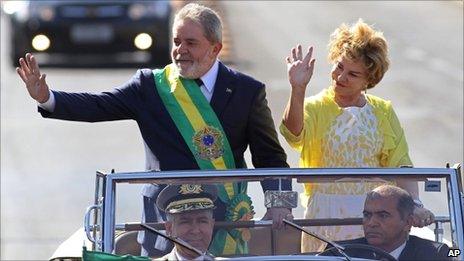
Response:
[153, 64, 254, 256]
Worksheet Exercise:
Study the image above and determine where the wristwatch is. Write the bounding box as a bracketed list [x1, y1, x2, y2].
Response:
[413, 199, 424, 208]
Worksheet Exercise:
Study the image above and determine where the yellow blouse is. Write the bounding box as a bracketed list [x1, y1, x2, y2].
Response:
[280, 87, 412, 197]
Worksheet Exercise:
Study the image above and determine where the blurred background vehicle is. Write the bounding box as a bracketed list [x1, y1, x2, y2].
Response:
[2, 0, 172, 67]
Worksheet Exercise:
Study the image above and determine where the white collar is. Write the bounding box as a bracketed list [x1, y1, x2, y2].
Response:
[389, 240, 407, 260]
[174, 247, 205, 261]
[198, 59, 219, 93]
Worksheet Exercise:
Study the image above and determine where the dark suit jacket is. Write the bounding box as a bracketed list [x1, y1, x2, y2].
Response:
[331, 235, 451, 261]
[39, 62, 290, 255]
[39, 62, 289, 173]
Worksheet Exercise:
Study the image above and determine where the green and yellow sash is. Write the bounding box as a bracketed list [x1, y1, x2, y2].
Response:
[153, 64, 254, 256]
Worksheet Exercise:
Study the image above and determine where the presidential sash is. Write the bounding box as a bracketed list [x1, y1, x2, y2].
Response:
[153, 64, 254, 256]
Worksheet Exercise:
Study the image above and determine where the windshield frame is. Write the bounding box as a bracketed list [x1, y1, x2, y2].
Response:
[87, 166, 464, 256]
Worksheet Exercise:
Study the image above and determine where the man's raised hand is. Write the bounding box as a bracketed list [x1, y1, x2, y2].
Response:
[16, 53, 50, 103]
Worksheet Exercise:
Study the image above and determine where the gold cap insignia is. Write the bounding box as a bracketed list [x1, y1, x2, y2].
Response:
[179, 184, 203, 195]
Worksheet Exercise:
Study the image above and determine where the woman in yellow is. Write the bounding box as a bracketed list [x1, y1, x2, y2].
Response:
[280, 19, 435, 252]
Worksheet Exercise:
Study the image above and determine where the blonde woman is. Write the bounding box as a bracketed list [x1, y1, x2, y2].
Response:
[280, 19, 434, 252]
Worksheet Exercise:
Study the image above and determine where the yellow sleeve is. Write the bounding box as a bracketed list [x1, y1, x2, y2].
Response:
[279, 99, 318, 153]
[279, 121, 305, 152]
[381, 104, 413, 167]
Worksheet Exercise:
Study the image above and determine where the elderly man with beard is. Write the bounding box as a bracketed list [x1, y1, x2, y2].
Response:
[16, 3, 291, 258]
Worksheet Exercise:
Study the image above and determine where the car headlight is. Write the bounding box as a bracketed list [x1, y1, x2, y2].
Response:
[32, 34, 51, 51]
[2, 1, 29, 22]
[128, 2, 170, 20]
[134, 33, 153, 50]
[1, 0, 28, 15]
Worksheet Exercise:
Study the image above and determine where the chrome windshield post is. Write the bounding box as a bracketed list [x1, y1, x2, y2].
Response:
[434, 220, 444, 243]
[102, 173, 117, 253]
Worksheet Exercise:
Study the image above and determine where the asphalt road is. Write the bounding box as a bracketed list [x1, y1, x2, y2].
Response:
[1, 1, 462, 260]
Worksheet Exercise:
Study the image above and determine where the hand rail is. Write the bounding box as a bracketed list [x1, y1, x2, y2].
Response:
[84, 204, 102, 247]
[119, 216, 451, 231]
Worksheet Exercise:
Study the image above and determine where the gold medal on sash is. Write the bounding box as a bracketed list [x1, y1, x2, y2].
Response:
[192, 126, 224, 160]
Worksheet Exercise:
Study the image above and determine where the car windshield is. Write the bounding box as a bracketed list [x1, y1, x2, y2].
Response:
[80, 167, 462, 260]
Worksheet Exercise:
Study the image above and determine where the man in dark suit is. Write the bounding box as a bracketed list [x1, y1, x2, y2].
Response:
[324, 185, 450, 260]
[16, 2, 291, 258]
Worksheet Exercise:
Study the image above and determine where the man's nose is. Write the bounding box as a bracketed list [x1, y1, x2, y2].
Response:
[189, 223, 201, 234]
[176, 43, 188, 54]
[365, 217, 379, 227]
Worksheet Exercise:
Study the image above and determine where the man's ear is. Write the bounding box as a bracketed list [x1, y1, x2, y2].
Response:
[211, 42, 222, 56]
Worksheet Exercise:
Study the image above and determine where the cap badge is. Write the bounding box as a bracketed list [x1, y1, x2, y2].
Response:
[179, 184, 203, 195]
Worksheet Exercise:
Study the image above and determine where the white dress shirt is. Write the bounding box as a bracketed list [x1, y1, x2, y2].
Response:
[389, 240, 407, 260]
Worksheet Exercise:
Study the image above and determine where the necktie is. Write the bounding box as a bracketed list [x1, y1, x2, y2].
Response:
[194, 78, 203, 87]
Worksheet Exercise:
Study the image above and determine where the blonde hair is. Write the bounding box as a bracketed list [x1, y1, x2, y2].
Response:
[328, 19, 389, 89]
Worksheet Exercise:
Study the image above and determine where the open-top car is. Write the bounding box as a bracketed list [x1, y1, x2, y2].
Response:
[51, 165, 463, 260]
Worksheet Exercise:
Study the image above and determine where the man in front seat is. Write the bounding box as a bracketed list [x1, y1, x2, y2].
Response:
[333, 185, 450, 260]
[155, 184, 217, 260]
